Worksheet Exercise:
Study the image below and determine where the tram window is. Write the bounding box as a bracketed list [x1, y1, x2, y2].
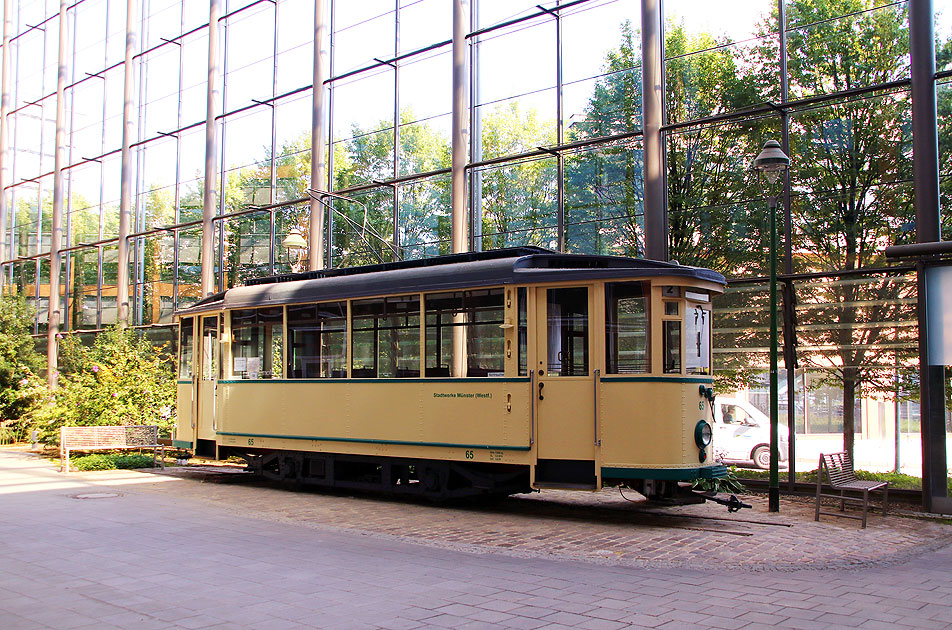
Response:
[605, 282, 649, 374]
[547, 287, 589, 377]
[201, 317, 219, 381]
[518, 287, 527, 377]
[352, 296, 420, 378]
[425, 289, 504, 377]
[685, 304, 711, 375]
[231, 307, 283, 379]
[663, 320, 682, 374]
[179, 318, 194, 379]
[287, 302, 346, 378]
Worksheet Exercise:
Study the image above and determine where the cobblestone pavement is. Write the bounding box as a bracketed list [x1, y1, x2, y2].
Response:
[1, 449, 950, 629]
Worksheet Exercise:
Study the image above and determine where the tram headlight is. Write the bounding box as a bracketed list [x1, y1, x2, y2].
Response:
[694, 420, 713, 448]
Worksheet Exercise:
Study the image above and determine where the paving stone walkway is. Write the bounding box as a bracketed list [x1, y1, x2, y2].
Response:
[1, 448, 950, 629]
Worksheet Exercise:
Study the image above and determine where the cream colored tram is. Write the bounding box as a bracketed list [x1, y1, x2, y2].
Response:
[173, 247, 727, 500]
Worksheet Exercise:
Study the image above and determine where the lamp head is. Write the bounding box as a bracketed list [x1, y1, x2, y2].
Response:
[282, 229, 307, 251]
[753, 139, 790, 187]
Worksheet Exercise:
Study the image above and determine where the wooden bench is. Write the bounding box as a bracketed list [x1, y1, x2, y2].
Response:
[814, 452, 888, 528]
[60, 425, 165, 474]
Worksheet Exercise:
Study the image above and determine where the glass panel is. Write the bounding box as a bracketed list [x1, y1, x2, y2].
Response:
[475, 156, 557, 251]
[564, 141, 644, 256]
[351, 295, 420, 378]
[287, 302, 347, 379]
[425, 289, 504, 378]
[518, 287, 528, 376]
[785, 1, 910, 100]
[201, 316, 219, 381]
[663, 320, 681, 374]
[230, 308, 283, 379]
[179, 317, 194, 379]
[67, 248, 99, 331]
[546, 287, 588, 377]
[177, 227, 203, 311]
[398, 172, 451, 260]
[789, 90, 913, 273]
[666, 115, 781, 276]
[686, 303, 712, 375]
[221, 212, 273, 288]
[605, 281, 649, 374]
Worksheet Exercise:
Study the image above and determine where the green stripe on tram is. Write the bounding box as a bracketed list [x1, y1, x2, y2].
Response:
[217, 431, 531, 451]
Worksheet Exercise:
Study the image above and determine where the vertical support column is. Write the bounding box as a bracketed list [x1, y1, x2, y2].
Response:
[309, 0, 327, 270]
[202, 0, 221, 296]
[451, 0, 469, 254]
[640, 0, 665, 261]
[778, 0, 798, 491]
[117, 0, 136, 324]
[910, 0, 949, 514]
[48, 0, 69, 388]
[0, 0, 12, 285]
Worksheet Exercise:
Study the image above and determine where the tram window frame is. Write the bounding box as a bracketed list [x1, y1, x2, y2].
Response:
[605, 282, 650, 374]
[287, 301, 347, 378]
[201, 316, 219, 381]
[230, 307, 284, 380]
[546, 287, 589, 377]
[424, 288, 505, 378]
[352, 295, 421, 378]
[661, 298, 682, 375]
[178, 317, 194, 379]
[685, 301, 712, 376]
[518, 287, 528, 376]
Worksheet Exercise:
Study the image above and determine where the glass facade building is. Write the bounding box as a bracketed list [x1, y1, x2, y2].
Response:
[0, 1, 949, 495]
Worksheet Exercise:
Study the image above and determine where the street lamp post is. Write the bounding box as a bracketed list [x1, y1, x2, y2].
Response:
[753, 139, 791, 514]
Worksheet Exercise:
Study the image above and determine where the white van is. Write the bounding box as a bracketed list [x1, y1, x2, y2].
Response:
[713, 398, 789, 469]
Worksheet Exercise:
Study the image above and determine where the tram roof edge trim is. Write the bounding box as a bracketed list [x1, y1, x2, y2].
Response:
[174, 250, 726, 316]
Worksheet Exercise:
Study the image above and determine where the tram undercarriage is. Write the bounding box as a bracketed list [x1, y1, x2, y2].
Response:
[224, 448, 533, 500]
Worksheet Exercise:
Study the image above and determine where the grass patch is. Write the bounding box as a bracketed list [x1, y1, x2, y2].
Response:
[69, 453, 158, 471]
[735, 468, 952, 493]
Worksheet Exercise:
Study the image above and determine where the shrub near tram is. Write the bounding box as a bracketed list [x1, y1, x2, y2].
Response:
[33, 325, 177, 446]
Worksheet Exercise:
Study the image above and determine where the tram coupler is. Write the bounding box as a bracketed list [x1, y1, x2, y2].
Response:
[694, 491, 752, 513]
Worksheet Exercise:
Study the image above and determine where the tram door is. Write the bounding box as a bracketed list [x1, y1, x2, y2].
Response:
[534, 287, 597, 486]
[194, 315, 219, 456]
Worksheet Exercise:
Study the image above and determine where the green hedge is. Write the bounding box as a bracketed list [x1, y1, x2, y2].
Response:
[69, 453, 158, 471]
[737, 468, 952, 493]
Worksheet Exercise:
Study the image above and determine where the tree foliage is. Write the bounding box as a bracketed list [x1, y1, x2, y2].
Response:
[0, 297, 44, 441]
[33, 326, 176, 445]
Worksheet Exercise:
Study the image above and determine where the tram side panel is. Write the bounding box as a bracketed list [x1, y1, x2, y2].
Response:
[599, 380, 712, 473]
[214, 379, 533, 464]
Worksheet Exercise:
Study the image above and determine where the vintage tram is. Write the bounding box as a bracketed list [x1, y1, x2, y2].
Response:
[173, 247, 727, 501]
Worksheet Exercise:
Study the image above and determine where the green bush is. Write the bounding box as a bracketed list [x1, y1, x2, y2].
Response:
[736, 468, 952, 494]
[0, 296, 45, 442]
[69, 453, 158, 471]
[34, 325, 176, 446]
[694, 466, 746, 494]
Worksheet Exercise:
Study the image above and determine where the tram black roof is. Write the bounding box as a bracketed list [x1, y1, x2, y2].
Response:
[178, 247, 725, 315]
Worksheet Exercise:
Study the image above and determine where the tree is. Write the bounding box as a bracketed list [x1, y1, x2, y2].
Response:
[664, 24, 771, 274]
[33, 325, 177, 445]
[0, 296, 44, 441]
[751, 0, 936, 457]
[562, 21, 644, 256]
